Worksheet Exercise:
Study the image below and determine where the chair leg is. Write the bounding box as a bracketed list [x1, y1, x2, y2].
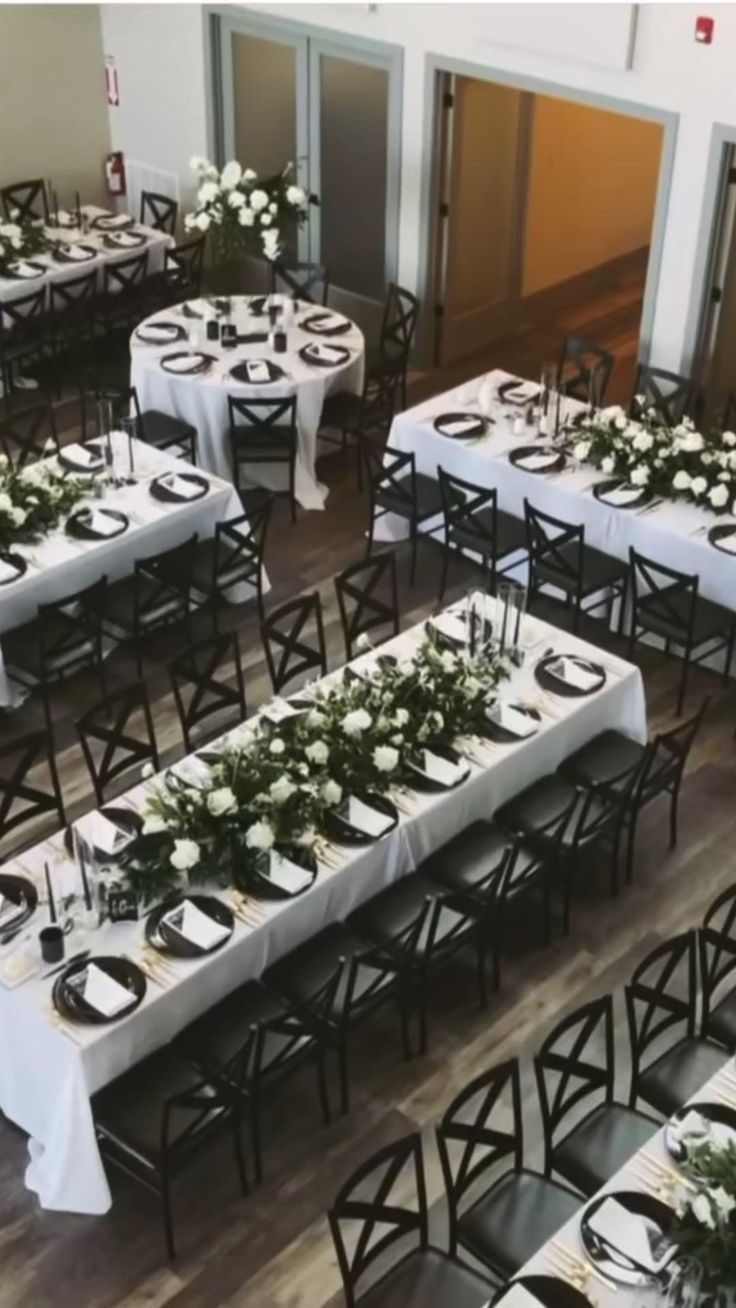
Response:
[399, 979, 412, 1059]
[625, 809, 639, 884]
[669, 786, 679, 849]
[250, 1090, 264, 1185]
[365, 508, 375, 560]
[338, 1037, 350, 1116]
[676, 646, 690, 717]
[316, 1050, 332, 1126]
[410, 518, 418, 586]
[438, 541, 450, 603]
[231, 1108, 249, 1197]
[160, 1168, 176, 1261]
[476, 925, 488, 1008]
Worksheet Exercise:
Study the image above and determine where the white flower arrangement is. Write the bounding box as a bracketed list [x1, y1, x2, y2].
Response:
[674, 1138, 736, 1290]
[0, 459, 95, 552]
[184, 156, 312, 262]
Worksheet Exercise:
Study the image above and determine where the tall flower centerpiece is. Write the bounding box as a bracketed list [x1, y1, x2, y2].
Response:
[184, 157, 314, 262]
[0, 457, 94, 552]
[671, 1139, 736, 1306]
[0, 219, 51, 275]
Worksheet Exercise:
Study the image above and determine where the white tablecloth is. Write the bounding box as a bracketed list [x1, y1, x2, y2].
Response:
[0, 434, 263, 705]
[381, 369, 736, 612]
[0, 608, 645, 1213]
[129, 295, 365, 511]
[0, 206, 172, 306]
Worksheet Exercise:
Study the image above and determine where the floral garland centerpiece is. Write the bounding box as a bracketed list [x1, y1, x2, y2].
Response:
[121, 632, 509, 904]
[184, 157, 314, 262]
[0, 219, 51, 275]
[570, 402, 736, 516]
[0, 456, 95, 553]
[671, 1138, 736, 1306]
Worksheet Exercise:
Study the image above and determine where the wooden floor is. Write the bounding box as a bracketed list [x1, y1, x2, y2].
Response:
[2, 277, 736, 1307]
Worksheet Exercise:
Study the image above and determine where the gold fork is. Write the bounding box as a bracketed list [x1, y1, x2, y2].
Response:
[550, 1239, 619, 1292]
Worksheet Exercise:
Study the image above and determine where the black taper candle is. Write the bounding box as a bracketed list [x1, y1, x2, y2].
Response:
[78, 840, 92, 912]
[499, 590, 509, 655]
[44, 861, 57, 923]
[513, 588, 523, 647]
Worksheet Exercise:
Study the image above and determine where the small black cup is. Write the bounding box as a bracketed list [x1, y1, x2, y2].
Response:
[40, 924, 65, 965]
[206, 318, 219, 342]
[221, 322, 237, 349]
[273, 330, 287, 354]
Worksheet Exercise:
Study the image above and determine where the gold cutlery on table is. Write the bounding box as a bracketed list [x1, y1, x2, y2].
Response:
[629, 1161, 672, 1200]
[126, 953, 169, 988]
[550, 1238, 619, 1292]
[639, 1149, 695, 1192]
[47, 1005, 81, 1044]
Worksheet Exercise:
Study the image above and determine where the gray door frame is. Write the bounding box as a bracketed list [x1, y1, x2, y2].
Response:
[680, 122, 736, 380]
[415, 52, 679, 367]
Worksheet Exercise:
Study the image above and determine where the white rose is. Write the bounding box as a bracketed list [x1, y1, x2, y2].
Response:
[632, 431, 654, 452]
[194, 212, 211, 232]
[238, 206, 255, 227]
[306, 707, 326, 729]
[243, 167, 257, 182]
[184, 213, 197, 232]
[305, 740, 329, 765]
[197, 181, 218, 205]
[207, 786, 236, 817]
[601, 456, 615, 474]
[680, 430, 704, 453]
[9, 506, 26, 526]
[722, 430, 736, 447]
[708, 482, 729, 508]
[689, 1192, 716, 1231]
[220, 160, 242, 190]
[690, 475, 707, 497]
[268, 201, 278, 214]
[141, 761, 156, 779]
[170, 838, 200, 871]
[286, 184, 306, 207]
[189, 155, 209, 174]
[711, 1185, 736, 1219]
[245, 820, 275, 851]
[394, 708, 409, 727]
[614, 415, 628, 431]
[343, 708, 372, 737]
[0, 492, 12, 513]
[250, 189, 269, 212]
[269, 776, 296, 805]
[269, 737, 285, 755]
[672, 470, 691, 491]
[440, 651, 456, 672]
[260, 212, 272, 226]
[262, 228, 280, 260]
[228, 190, 246, 209]
[322, 779, 342, 806]
[629, 465, 650, 487]
[573, 440, 591, 462]
[373, 745, 399, 773]
[142, 814, 167, 834]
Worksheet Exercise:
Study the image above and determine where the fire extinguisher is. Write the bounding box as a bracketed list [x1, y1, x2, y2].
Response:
[105, 151, 126, 198]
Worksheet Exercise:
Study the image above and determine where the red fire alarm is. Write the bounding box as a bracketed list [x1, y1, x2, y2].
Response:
[695, 16, 714, 43]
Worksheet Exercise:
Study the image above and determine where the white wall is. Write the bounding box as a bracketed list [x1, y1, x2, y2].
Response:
[100, 1, 736, 371]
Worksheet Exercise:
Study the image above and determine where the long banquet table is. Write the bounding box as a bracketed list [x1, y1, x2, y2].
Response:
[0, 434, 264, 706]
[0, 603, 645, 1214]
[380, 369, 736, 612]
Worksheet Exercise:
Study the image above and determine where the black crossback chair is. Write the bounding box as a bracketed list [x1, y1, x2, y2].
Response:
[525, 500, 628, 634]
[328, 1132, 493, 1308]
[557, 336, 614, 406]
[270, 260, 328, 305]
[628, 549, 736, 716]
[190, 495, 272, 626]
[0, 288, 48, 401]
[151, 237, 205, 310]
[81, 382, 197, 465]
[2, 576, 108, 729]
[93, 1033, 252, 1260]
[436, 1058, 580, 1280]
[1, 178, 48, 223]
[319, 359, 403, 490]
[560, 697, 709, 884]
[228, 395, 298, 524]
[0, 729, 65, 860]
[76, 681, 159, 807]
[140, 190, 178, 235]
[0, 400, 58, 467]
[626, 931, 727, 1116]
[335, 553, 399, 662]
[96, 250, 150, 337]
[168, 631, 247, 753]
[370, 282, 420, 410]
[365, 444, 443, 586]
[48, 270, 98, 393]
[700, 885, 736, 1051]
[631, 364, 701, 427]
[179, 968, 343, 1185]
[103, 534, 198, 678]
[261, 591, 326, 695]
[439, 469, 527, 601]
[534, 994, 657, 1196]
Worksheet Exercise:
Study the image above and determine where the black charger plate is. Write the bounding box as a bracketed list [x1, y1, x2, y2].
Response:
[53, 244, 97, 265]
[498, 379, 540, 406]
[229, 359, 285, 384]
[64, 806, 143, 861]
[592, 478, 651, 509]
[405, 746, 471, 792]
[66, 507, 128, 541]
[708, 522, 736, 555]
[301, 312, 351, 336]
[665, 1100, 736, 1162]
[92, 213, 134, 231]
[484, 701, 541, 744]
[58, 442, 104, 474]
[160, 351, 215, 377]
[535, 653, 606, 698]
[53, 954, 146, 1025]
[0, 873, 37, 940]
[581, 1189, 675, 1286]
[509, 444, 566, 475]
[433, 412, 487, 440]
[4, 261, 44, 281]
[239, 847, 318, 900]
[0, 552, 27, 586]
[135, 320, 186, 346]
[102, 232, 146, 250]
[299, 342, 351, 369]
[324, 792, 399, 845]
[248, 295, 268, 316]
[150, 472, 209, 503]
[493, 1276, 593, 1308]
[145, 894, 234, 958]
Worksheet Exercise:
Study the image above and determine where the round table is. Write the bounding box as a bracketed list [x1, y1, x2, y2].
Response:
[129, 295, 365, 510]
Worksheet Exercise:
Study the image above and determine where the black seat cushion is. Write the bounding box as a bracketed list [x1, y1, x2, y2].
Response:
[551, 1103, 658, 1195]
[191, 538, 256, 593]
[448, 507, 527, 561]
[266, 921, 397, 1021]
[103, 575, 186, 633]
[349, 872, 472, 965]
[178, 979, 313, 1083]
[457, 1169, 580, 1277]
[140, 409, 196, 446]
[497, 774, 575, 836]
[423, 821, 509, 898]
[561, 731, 647, 790]
[93, 1047, 221, 1165]
[637, 589, 735, 646]
[704, 989, 736, 1050]
[357, 1246, 492, 1308]
[535, 542, 627, 595]
[637, 1037, 728, 1115]
[376, 472, 443, 521]
[3, 614, 96, 679]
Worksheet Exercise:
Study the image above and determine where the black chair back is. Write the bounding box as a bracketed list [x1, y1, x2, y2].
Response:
[208, 498, 272, 611]
[366, 444, 416, 516]
[632, 365, 699, 427]
[625, 931, 698, 1101]
[37, 575, 107, 685]
[0, 401, 58, 467]
[0, 287, 47, 344]
[0, 730, 65, 853]
[261, 592, 326, 694]
[535, 995, 616, 1175]
[436, 1058, 522, 1253]
[132, 534, 197, 632]
[440, 468, 498, 558]
[378, 282, 419, 364]
[228, 395, 297, 447]
[335, 553, 399, 661]
[163, 238, 204, 299]
[169, 631, 247, 753]
[271, 260, 328, 305]
[525, 500, 583, 595]
[558, 336, 614, 405]
[642, 698, 709, 802]
[102, 250, 148, 299]
[140, 191, 178, 235]
[358, 361, 404, 432]
[700, 885, 736, 1042]
[1, 178, 48, 223]
[76, 682, 159, 807]
[49, 269, 98, 323]
[328, 1132, 428, 1308]
[629, 548, 697, 646]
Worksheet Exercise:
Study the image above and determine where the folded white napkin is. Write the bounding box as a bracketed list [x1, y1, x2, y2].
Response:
[310, 313, 345, 331]
[268, 851, 312, 895]
[431, 613, 467, 645]
[589, 1197, 669, 1273]
[601, 483, 644, 507]
[422, 750, 465, 787]
[98, 213, 132, 229]
[488, 702, 537, 738]
[716, 529, 736, 553]
[247, 360, 271, 383]
[262, 699, 303, 724]
[672, 1109, 711, 1146]
[170, 754, 211, 788]
[63, 442, 100, 467]
[184, 298, 209, 317]
[81, 962, 137, 1017]
[516, 450, 558, 471]
[0, 557, 20, 583]
[141, 323, 179, 341]
[162, 472, 200, 499]
[346, 796, 394, 837]
[164, 354, 205, 373]
[87, 509, 119, 537]
[164, 899, 230, 950]
[496, 1285, 543, 1308]
[307, 343, 344, 363]
[110, 231, 140, 247]
[65, 244, 93, 260]
[75, 810, 129, 856]
[10, 261, 40, 278]
[504, 380, 539, 405]
[0, 892, 23, 930]
[440, 416, 479, 436]
[548, 656, 600, 692]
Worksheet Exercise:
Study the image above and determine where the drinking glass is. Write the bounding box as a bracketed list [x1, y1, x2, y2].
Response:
[538, 363, 557, 436]
[496, 581, 526, 657]
[120, 415, 137, 484]
[661, 1258, 703, 1308]
[96, 398, 115, 487]
[465, 588, 487, 657]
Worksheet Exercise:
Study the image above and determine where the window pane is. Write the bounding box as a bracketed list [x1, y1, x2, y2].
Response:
[232, 34, 298, 259]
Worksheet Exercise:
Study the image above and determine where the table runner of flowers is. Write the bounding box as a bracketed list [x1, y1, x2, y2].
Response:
[0, 457, 94, 552]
